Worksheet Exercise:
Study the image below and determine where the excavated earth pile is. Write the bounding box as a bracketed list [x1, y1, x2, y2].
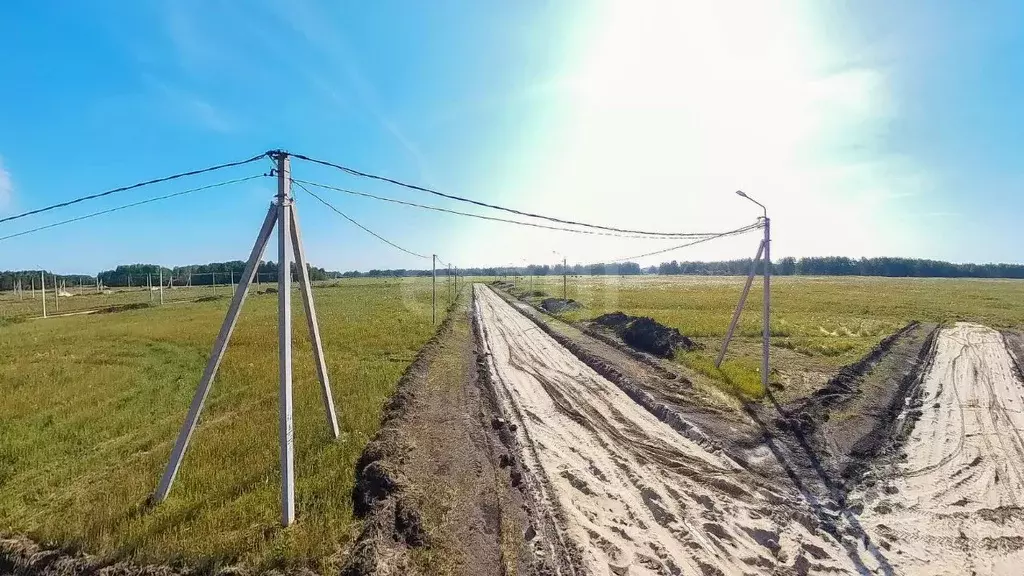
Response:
[592, 312, 700, 358]
[539, 298, 580, 313]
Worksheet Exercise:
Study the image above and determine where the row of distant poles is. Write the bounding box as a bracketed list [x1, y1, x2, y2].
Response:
[431, 255, 463, 325]
[9, 270, 287, 319]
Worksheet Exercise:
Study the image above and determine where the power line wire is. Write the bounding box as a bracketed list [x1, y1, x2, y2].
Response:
[291, 179, 430, 260]
[608, 222, 763, 262]
[0, 152, 269, 225]
[292, 178, 720, 240]
[0, 175, 265, 243]
[288, 152, 726, 238]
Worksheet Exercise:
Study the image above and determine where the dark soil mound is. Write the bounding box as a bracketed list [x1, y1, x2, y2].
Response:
[593, 312, 698, 358]
[193, 295, 227, 303]
[594, 311, 630, 330]
[95, 302, 152, 314]
[540, 298, 581, 313]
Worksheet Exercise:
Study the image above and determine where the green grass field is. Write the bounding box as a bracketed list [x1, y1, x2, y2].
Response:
[504, 275, 1024, 398]
[0, 277, 442, 572]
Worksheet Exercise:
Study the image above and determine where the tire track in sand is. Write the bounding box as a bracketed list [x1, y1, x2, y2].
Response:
[856, 323, 1024, 575]
[474, 285, 853, 575]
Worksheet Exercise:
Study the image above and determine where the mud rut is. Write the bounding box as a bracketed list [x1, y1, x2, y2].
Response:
[474, 285, 853, 575]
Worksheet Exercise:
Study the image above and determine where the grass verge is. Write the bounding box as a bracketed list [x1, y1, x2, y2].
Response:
[0, 277, 439, 572]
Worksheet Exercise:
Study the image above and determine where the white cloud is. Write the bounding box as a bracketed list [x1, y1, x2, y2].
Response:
[0, 156, 13, 213]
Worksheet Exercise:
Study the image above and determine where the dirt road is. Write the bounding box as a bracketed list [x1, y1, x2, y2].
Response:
[474, 285, 852, 575]
[857, 323, 1024, 574]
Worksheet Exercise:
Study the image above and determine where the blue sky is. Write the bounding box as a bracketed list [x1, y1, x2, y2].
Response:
[0, 0, 1022, 274]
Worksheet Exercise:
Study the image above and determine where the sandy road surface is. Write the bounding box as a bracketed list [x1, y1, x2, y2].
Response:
[474, 285, 852, 575]
[858, 323, 1024, 575]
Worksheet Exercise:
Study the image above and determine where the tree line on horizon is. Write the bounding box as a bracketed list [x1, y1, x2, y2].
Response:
[343, 256, 1024, 280]
[4, 256, 1024, 292]
[0, 262, 333, 291]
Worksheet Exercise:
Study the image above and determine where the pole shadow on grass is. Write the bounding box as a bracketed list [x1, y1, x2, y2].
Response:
[743, 390, 895, 576]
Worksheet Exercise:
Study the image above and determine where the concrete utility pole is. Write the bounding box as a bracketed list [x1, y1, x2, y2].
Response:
[762, 216, 771, 389]
[155, 151, 338, 529]
[41, 272, 46, 318]
[728, 190, 770, 391]
[274, 153, 297, 528]
[149, 274, 153, 302]
[563, 257, 567, 301]
[432, 254, 436, 324]
[159, 268, 164, 305]
[53, 275, 59, 313]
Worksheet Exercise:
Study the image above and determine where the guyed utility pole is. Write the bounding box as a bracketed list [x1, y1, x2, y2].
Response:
[155, 150, 340, 527]
[563, 257, 567, 301]
[716, 191, 771, 392]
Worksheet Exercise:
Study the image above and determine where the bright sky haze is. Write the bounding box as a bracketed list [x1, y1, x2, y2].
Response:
[1, 0, 1021, 274]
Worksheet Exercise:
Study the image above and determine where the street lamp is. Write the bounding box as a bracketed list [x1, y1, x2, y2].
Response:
[734, 190, 770, 391]
[736, 190, 767, 219]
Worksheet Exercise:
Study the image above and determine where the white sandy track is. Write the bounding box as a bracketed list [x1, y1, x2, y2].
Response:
[474, 285, 852, 575]
[858, 323, 1024, 575]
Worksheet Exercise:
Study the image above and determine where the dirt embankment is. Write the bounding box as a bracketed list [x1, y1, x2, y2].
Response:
[1, 537, 189, 576]
[764, 321, 941, 491]
[344, 295, 556, 576]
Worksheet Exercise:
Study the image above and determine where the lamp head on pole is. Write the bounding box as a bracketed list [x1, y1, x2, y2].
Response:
[735, 190, 767, 219]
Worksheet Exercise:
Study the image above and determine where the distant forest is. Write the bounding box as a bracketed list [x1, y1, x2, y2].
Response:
[345, 256, 1024, 280]
[0, 261, 333, 291]
[3, 256, 1024, 292]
